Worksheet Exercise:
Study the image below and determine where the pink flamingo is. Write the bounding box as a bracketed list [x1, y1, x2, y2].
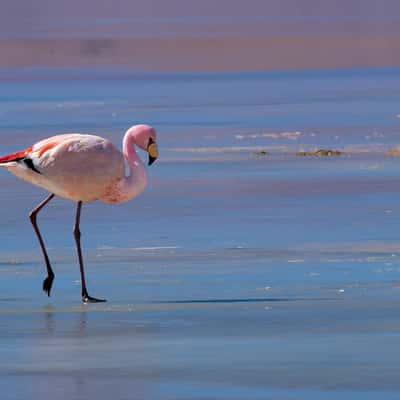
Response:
[0, 124, 158, 303]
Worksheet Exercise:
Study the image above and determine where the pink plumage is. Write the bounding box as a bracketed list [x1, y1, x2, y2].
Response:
[0, 124, 158, 302]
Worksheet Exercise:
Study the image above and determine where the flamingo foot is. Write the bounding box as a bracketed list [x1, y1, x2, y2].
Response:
[42, 273, 54, 297]
[82, 293, 107, 303]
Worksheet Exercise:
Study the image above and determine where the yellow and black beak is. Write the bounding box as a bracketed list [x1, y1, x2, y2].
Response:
[147, 137, 158, 166]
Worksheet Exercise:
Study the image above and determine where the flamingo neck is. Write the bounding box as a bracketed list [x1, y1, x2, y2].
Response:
[115, 131, 148, 203]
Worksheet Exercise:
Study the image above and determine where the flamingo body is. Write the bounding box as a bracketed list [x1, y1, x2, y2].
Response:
[2, 134, 125, 202]
[0, 124, 158, 302]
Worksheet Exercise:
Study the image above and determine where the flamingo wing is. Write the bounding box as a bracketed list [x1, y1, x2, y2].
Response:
[0, 136, 68, 173]
[0, 134, 125, 202]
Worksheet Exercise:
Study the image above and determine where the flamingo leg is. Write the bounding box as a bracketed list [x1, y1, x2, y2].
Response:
[74, 201, 106, 303]
[29, 193, 55, 296]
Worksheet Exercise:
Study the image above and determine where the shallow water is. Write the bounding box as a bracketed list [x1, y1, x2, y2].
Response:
[1, 68, 400, 399]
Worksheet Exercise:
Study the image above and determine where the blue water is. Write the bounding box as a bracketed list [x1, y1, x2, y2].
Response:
[1, 67, 400, 150]
[1, 66, 400, 399]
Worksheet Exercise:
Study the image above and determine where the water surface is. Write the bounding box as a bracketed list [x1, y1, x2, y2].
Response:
[0, 67, 400, 399]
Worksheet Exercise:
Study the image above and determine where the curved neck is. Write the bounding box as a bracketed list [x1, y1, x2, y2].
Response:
[117, 131, 148, 202]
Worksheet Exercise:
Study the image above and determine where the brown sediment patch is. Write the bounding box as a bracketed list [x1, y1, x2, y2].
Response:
[385, 147, 400, 156]
[1, 34, 400, 71]
[296, 149, 342, 157]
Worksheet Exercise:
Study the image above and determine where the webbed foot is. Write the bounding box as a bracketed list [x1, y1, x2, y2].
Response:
[42, 273, 55, 297]
[82, 293, 107, 303]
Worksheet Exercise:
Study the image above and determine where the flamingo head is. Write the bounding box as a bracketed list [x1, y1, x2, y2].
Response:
[129, 124, 158, 165]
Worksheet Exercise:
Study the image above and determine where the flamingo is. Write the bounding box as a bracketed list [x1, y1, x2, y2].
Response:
[0, 124, 158, 303]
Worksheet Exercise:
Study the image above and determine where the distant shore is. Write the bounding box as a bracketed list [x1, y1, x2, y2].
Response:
[1, 35, 400, 72]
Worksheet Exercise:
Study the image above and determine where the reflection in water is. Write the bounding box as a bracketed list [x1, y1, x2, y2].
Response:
[77, 310, 88, 338]
[42, 306, 89, 337]
[32, 307, 151, 399]
[38, 308, 91, 399]
[43, 306, 55, 335]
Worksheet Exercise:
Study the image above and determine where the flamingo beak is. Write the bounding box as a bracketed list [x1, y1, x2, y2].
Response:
[147, 138, 158, 166]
